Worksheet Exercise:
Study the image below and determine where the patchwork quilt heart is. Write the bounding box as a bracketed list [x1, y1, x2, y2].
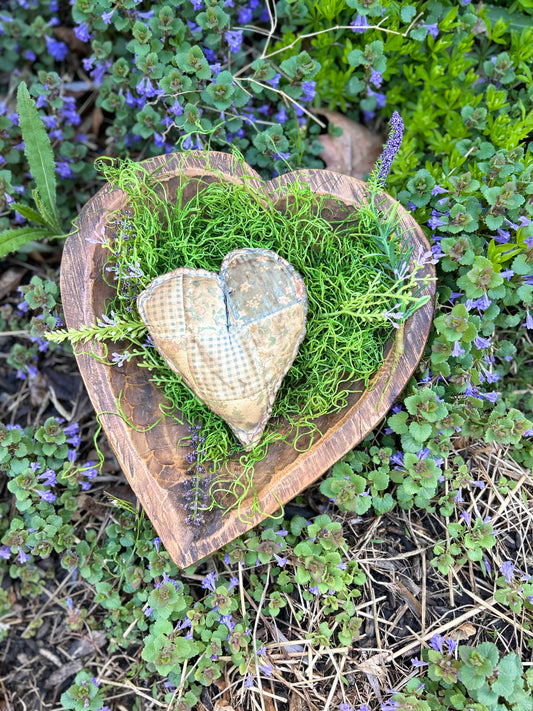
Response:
[137, 248, 307, 448]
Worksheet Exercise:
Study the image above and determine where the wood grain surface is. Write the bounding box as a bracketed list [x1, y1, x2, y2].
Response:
[61, 151, 436, 568]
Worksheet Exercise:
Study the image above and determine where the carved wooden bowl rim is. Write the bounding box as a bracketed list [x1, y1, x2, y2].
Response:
[61, 151, 436, 568]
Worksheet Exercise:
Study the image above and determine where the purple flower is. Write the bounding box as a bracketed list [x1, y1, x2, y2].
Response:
[275, 106, 288, 123]
[45, 36, 68, 61]
[25, 49, 36, 61]
[64, 422, 79, 437]
[74, 23, 91, 43]
[367, 87, 386, 108]
[238, 6, 253, 23]
[411, 657, 428, 667]
[301, 80, 316, 102]
[376, 112, 404, 184]
[426, 23, 439, 38]
[431, 184, 448, 196]
[244, 674, 254, 688]
[18, 548, 30, 564]
[351, 15, 369, 33]
[482, 391, 499, 403]
[137, 77, 158, 98]
[102, 10, 114, 24]
[225, 30, 243, 54]
[111, 351, 131, 367]
[56, 160, 75, 179]
[201, 571, 218, 592]
[464, 382, 481, 399]
[381, 701, 400, 711]
[91, 60, 111, 87]
[339, 704, 354, 711]
[80, 460, 98, 489]
[474, 336, 491, 349]
[476, 293, 492, 310]
[37, 490, 56, 503]
[370, 69, 383, 88]
[451, 341, 465, 357]
[0, 545, 11, 560]
[522, 310, 533, 329]
[59, 97, 81, 126]
[428, 214, 446, 230]
[259, 662, 273, 677]
[501, 561, 515, 583]
[461, 510, 471, 525]
[447, 638, 458, 654]
[390, 451, 404, 468]
[429, 634, 444, 652]
[153, 537, 161, 552]
[38, 468, 57, 487]
[221, 614, 235, 631]
[494, 228, 510, 243]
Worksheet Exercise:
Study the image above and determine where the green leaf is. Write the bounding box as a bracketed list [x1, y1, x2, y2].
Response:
[409, 422, 433, 443]
[388, 411, 409, 434]
[0, 226, 51, 259]
[9, 202, 48, 226]
[16, 82, 61, 233]
[400, 5, 416, 22]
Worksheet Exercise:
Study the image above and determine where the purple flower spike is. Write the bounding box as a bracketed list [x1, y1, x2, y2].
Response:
[377, 112, 404, 184]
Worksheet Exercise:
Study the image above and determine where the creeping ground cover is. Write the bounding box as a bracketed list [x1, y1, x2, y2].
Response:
[1, 1, 533, 710]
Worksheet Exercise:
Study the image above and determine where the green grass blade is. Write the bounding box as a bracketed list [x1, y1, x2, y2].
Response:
[16, 82, 62, 232]
[0, 226, 51, 259]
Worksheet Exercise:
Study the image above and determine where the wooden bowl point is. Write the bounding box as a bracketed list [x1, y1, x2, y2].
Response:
[61, 151, 436, 568]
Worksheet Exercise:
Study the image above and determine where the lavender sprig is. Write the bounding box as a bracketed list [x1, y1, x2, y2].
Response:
[376, 111, 404, 185]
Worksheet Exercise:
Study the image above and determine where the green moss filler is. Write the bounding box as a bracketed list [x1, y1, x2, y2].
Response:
[56, 157, 429, 512]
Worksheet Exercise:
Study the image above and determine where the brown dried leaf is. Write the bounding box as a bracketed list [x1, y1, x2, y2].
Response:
[0, 268, 26, 300]
[449, 622, 476, 641]
[213, 702, 235, 711]
[289, 691, 310, 711]
[355, 652, 390, 680]
[317, 110, 383, 180]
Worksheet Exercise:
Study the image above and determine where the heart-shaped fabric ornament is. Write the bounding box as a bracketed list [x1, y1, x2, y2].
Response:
[137, 248, 307, 448]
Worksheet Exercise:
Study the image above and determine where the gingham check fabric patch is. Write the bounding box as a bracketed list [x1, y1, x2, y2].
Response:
[137, 248, 307, 449]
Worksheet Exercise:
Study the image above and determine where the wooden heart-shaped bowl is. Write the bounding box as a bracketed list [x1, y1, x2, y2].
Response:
[61, 151, 436, 568]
